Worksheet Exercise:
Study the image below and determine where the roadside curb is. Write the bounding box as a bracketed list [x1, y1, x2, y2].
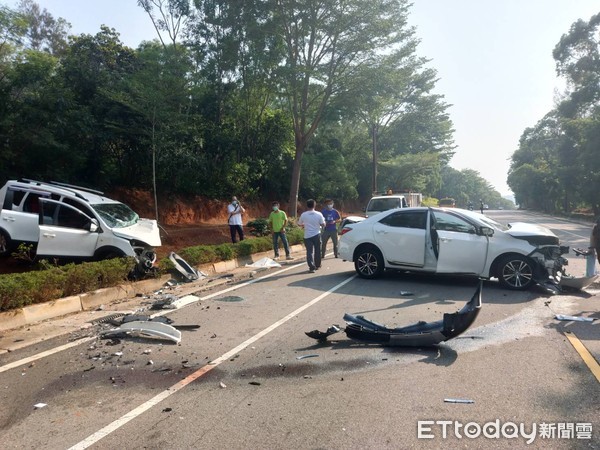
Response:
[0, 244, 305, 333]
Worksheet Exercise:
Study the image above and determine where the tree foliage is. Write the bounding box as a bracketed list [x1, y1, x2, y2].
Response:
[510, 12, 600, 215]
[0, 1, 509, 219]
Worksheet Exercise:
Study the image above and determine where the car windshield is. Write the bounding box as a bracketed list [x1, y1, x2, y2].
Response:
[368, 198, 399, 211]
[92, 202, 139, 228]
[460, 210, 508, 231]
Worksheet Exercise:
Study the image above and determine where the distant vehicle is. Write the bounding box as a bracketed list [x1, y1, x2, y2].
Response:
[0, 179, 161, 274]
[338, 207, 568, 290]
[438, 197, 456, 207]
[365, 195, 408, 217]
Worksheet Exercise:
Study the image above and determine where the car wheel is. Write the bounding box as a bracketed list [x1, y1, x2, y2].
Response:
[0, 230, 12, 256]
[354, 245, 384, 279]
[497, 255, 534, 290]
[96, 250, 125, 261]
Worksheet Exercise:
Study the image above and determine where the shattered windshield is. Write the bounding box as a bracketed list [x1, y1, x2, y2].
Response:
[460, 210, 509, 231]
[92, 203, 139, 228]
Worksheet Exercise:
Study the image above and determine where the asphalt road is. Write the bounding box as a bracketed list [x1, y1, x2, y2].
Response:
[0, 210, 598, 449]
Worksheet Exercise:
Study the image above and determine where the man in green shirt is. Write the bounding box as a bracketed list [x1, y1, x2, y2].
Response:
[268, 201, 293, 260]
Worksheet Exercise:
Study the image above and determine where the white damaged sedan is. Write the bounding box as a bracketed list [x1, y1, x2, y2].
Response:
[338, 207, 568, 290]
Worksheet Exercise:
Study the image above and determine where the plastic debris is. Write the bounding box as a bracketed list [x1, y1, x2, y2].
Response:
[151, 294, 179, 310]
[34, 403, 47, 409]
[245, 257, 282, 268]
[296, 354, 319, 360]
[219, 382, 227, 388]
[555, 314, 595, 323]
[113, 352, 123, 356]
[444, 398, 474, 404]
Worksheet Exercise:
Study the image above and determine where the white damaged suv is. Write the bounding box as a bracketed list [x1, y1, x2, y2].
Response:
[0, 179, 161, 273]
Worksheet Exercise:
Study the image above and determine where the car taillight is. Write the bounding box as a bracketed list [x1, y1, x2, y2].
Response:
[341, 227, 352, 236]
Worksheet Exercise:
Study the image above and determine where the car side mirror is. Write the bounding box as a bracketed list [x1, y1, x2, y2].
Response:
[88, 218, 99, 233]
[480, 226, 494, 237]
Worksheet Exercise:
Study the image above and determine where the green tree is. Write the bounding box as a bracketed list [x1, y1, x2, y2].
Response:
[270, 0, 415, 215]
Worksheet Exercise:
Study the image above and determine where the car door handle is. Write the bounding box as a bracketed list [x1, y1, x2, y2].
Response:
[440, 237, 452, 242]
[375, 230, 388, 234]
[2, 217, 15, 222]
[42, 233, 56, 238]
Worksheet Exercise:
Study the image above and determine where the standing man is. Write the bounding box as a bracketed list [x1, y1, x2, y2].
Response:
[268, 201, 293, 260]
[321, 199, 341, 258]
[227, 196, 245, 243]
[298, 199, 325, 273]
[480, 200, 484, 214]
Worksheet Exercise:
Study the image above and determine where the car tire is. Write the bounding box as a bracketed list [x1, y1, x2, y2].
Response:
[0, 230, 12, 256]
[354, 245, 384, 279]
[497, 255, 534, 290]
[95, 250, 125, 261]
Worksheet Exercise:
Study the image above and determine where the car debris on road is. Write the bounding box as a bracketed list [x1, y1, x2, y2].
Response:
[306, 282, 482, 347]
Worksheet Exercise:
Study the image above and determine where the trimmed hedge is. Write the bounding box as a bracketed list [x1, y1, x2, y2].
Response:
[0, 227, 306, 312]
[0, 257, 136, 312]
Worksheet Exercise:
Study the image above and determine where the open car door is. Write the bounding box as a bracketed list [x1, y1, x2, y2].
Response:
[37, 199, 100, 258]
[431, 210, 488, 275]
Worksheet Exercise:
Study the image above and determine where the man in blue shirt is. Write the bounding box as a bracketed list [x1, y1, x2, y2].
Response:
[321, 199, 341, 259]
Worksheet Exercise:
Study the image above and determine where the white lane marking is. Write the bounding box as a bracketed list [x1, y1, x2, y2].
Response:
[0, 337, 96, 374]
[69, 273, 357, 450]
[0, 261, 308, 373]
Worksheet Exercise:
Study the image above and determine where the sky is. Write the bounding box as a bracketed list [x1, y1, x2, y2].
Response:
[4, 0, 600, 196]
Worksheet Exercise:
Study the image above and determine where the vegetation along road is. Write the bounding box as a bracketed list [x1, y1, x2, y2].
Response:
[0, 210, 598, 449]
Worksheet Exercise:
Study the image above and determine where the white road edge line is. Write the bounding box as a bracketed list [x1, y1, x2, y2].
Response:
[69, 273, 357, 450]
[0, 261, 308, 374]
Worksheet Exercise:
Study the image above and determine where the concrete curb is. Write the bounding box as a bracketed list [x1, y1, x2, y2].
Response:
[0, 244, 306, 332]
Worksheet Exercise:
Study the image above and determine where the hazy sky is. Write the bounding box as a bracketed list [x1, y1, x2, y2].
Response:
[5, 0, 600, 195]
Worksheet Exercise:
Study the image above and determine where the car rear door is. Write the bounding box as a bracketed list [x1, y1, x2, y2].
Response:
[37, 199, 100, 258]
[431, 210, 488, 274]
[373, 210, 427, 267]
[1, 188, 49, 243]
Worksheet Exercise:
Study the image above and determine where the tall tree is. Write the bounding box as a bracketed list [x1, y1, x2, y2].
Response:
[137, 0, 191, 48]
[271, 0, 414, 215]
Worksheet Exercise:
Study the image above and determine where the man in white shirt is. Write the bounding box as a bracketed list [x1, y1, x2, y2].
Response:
[298, 199, 325, 273]
[227, 196, 245, 243]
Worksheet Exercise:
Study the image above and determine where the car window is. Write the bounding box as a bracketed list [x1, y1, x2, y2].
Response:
[368, 198, 399, 211]
[432, 211, 476, 234]
[62, 197, 95, 218]
[40, 201, 91, 229]
[379, 211, 427, 229]
[4, 188, 26, 210]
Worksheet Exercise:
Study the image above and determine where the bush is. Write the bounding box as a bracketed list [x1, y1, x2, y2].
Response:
[247, 218, 270, 236]
[179, 245, 218, 266]
[0, 257, 135, 312]
[214, 243, 235, 261]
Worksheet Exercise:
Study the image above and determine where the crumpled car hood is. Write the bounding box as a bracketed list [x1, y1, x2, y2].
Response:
[112, 218, 162, 247]
[506, 222, 559, 245]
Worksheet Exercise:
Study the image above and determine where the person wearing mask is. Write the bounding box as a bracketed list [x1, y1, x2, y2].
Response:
[268, 201, 293, 260]
[298, 199, 325, 273]
[227, 196, 245, 243]
[321, 199, 341, 258]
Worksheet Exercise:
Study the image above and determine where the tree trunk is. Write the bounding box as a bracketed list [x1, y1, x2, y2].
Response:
[288, 140, 306, 217]
[371, 123, 378, 195]
[152, 107, 159, 223]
